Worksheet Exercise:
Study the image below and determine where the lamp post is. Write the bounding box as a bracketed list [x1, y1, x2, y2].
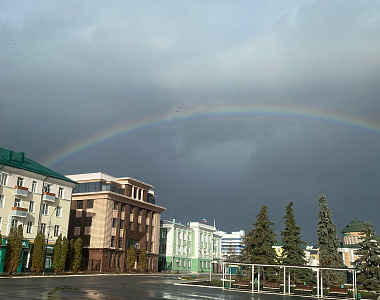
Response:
[42, 206, 57, 275]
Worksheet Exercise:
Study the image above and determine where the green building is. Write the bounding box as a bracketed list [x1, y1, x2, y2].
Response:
[159, 219, 222, 273]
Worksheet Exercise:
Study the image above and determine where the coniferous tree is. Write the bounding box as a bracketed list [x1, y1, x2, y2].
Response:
[244, 206, 277, 281]
[60, 236, 69, 273]
[72, 238, 83, 273]
[281, 202, 312, 284]
[67, 238, 75, 271]
[31, 232, 46, 274]
[5, 225, 23, 275]
[52, 234, 62, 274]
[126, 245, 136, 271]
[139, 248, 147, 272]
[316, 194, 345, 287]
[354, 222, 380, 291]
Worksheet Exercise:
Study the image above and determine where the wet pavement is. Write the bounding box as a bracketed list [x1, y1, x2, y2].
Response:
[0, 274, 313, 299]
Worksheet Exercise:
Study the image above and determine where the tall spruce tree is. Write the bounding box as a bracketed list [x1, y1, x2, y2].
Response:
[244, 206, 277, 281]
[52, 234, 62, 274]
[281, 202, 312, 284]
[5, 225, 23, 275]
[126, 245, 136, 271]
[72, 238, 83, 273]
[139, 248, 147, 272]
[316, 194, 345, 287]
[30, 232, 46, 274]
[354, 222, 380, 291]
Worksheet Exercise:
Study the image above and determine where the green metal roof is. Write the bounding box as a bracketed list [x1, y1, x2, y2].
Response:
[0, 147, 77, 184]
[341, 219, 365, 234]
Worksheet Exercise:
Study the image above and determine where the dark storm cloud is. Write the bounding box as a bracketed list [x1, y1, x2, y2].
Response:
[1, 0, 379, 244]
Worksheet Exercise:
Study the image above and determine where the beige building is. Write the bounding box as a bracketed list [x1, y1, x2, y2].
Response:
[0, 148, 77, 272]
[339, 219, 365, 267]
[66, 172, 165, 272]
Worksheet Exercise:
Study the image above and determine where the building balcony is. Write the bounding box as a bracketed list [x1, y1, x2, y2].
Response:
[14, 186, 29, 197]
[43, 192, 56, 202]
[11, 207, 28, 218]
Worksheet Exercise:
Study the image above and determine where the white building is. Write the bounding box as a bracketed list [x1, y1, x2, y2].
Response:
[218, 230, 245, 260]
[0, 148, 77, 272]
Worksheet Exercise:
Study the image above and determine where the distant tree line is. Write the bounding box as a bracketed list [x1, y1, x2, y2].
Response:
[242, 194, 380, 291]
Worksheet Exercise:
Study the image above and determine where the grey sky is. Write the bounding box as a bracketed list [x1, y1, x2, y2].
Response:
[1, 0, 379, 244]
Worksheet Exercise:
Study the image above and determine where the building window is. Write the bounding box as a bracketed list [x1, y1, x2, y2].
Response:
[42, 203, 49, 215]
[112, 218, 117, 228]
[0, 217, 2, 231]
[26, 221, 33, 234]
[83, 235, 91, 246]
[14, 198, 22, 207]
[129, 222, 133, 230]
[87, 199, 94, 209]
[138, 224, 141, 232]
[0, 195, 4, 207]
[58, 187, 64, 198]
[44, 183, 51, 193]
[32, 181, 37, 193]
[11, 218, 18, 229]
[41, 223, 46, 234]
[138, 189, 142, 200]
[121, 203, 125, 211]
[120, 220, 124, 230]
[119, 237, 123, 249]
[138, 208, 142, 216]
[17, 177, 24, 187]
[161, 244, 166, 252]
[145, 225, 149, 233]
[0, 172, 8, 186]
[56, 206, 62, 217]
[133, 187, 137, 199]
[161, 230, 167, 239]
[85, 217, 92, 227]
[75, 218, 81, 227]
[111, 236, 115, 247]
[77, 200, 83, 209]
[113, 201, 118, 210]
[29, 201, 35, 213]
[54, 225, 60, 237]
[130, 206, 134, 214]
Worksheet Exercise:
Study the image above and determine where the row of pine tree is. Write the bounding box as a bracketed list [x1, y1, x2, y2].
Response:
[243, 194, 380, 291]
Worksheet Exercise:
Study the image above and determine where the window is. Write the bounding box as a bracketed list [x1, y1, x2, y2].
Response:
[138, 208, 142, 216]
[130, 206, 134, 214]
[85, 217, 92, 227]
[118, 237, 122, 249]
[83, 235, 90, 246]
[0, 217, 2, 231]
[32, 181, 37, 193]
[112, 218, 117, 228]
[41, 223, 46, 234]
[161, 230, 167, 238]
[111, 236, 115, 247]
[0, 172, 8, 186]
[121, 203, 125, 211]
[26, 221, 33, 234]
[145, 225, 149, 233]
[161, 244, 166, 252]
[138, 224, 141, 232]
[138, 189, 142, 200]
[133, 187, 137, 198]
[42, 203, 49, 215]
[129, 222, 133, 230]
[17, 177, 24, 187]
[29, 201, 35, 213]
[87, 199, 94, 209]
[77, 200, 83, 209]
[11, 218, 18, 229]
[0, 195, 4, 207]
[56, 206, 62, 217]
[119, 220, 124, 230]
[188, 260, 191, 268]
[58, 187, 64, 198]
[14, 198, 22, 207]
[44, 183, 51, 193]
[54, 225, 60, 237]
[113, 201, 118, 210]
[75, 218, 81, 227]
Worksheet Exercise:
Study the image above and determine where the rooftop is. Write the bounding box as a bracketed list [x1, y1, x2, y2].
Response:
[0, 147, 77, 184]
[341, 219, 365, 234]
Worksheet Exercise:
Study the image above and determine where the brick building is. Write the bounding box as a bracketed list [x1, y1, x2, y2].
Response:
[66, 172, 165, 272]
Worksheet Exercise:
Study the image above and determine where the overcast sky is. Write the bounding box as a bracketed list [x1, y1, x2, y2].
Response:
[1, 1, 379, 244]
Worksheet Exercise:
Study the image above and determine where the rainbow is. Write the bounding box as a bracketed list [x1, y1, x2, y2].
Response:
[42, 103, 380, 168]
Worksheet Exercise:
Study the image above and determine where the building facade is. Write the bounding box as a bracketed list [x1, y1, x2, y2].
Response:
[159, 219, 222, 273]
[339, 219, 365, 267]
[66, 172, 165, 273]
[219, 230, 245, 261]
[0, 148, 77, 272]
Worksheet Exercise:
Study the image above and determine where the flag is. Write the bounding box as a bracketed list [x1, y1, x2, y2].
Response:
[202, 218, 207, 223]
